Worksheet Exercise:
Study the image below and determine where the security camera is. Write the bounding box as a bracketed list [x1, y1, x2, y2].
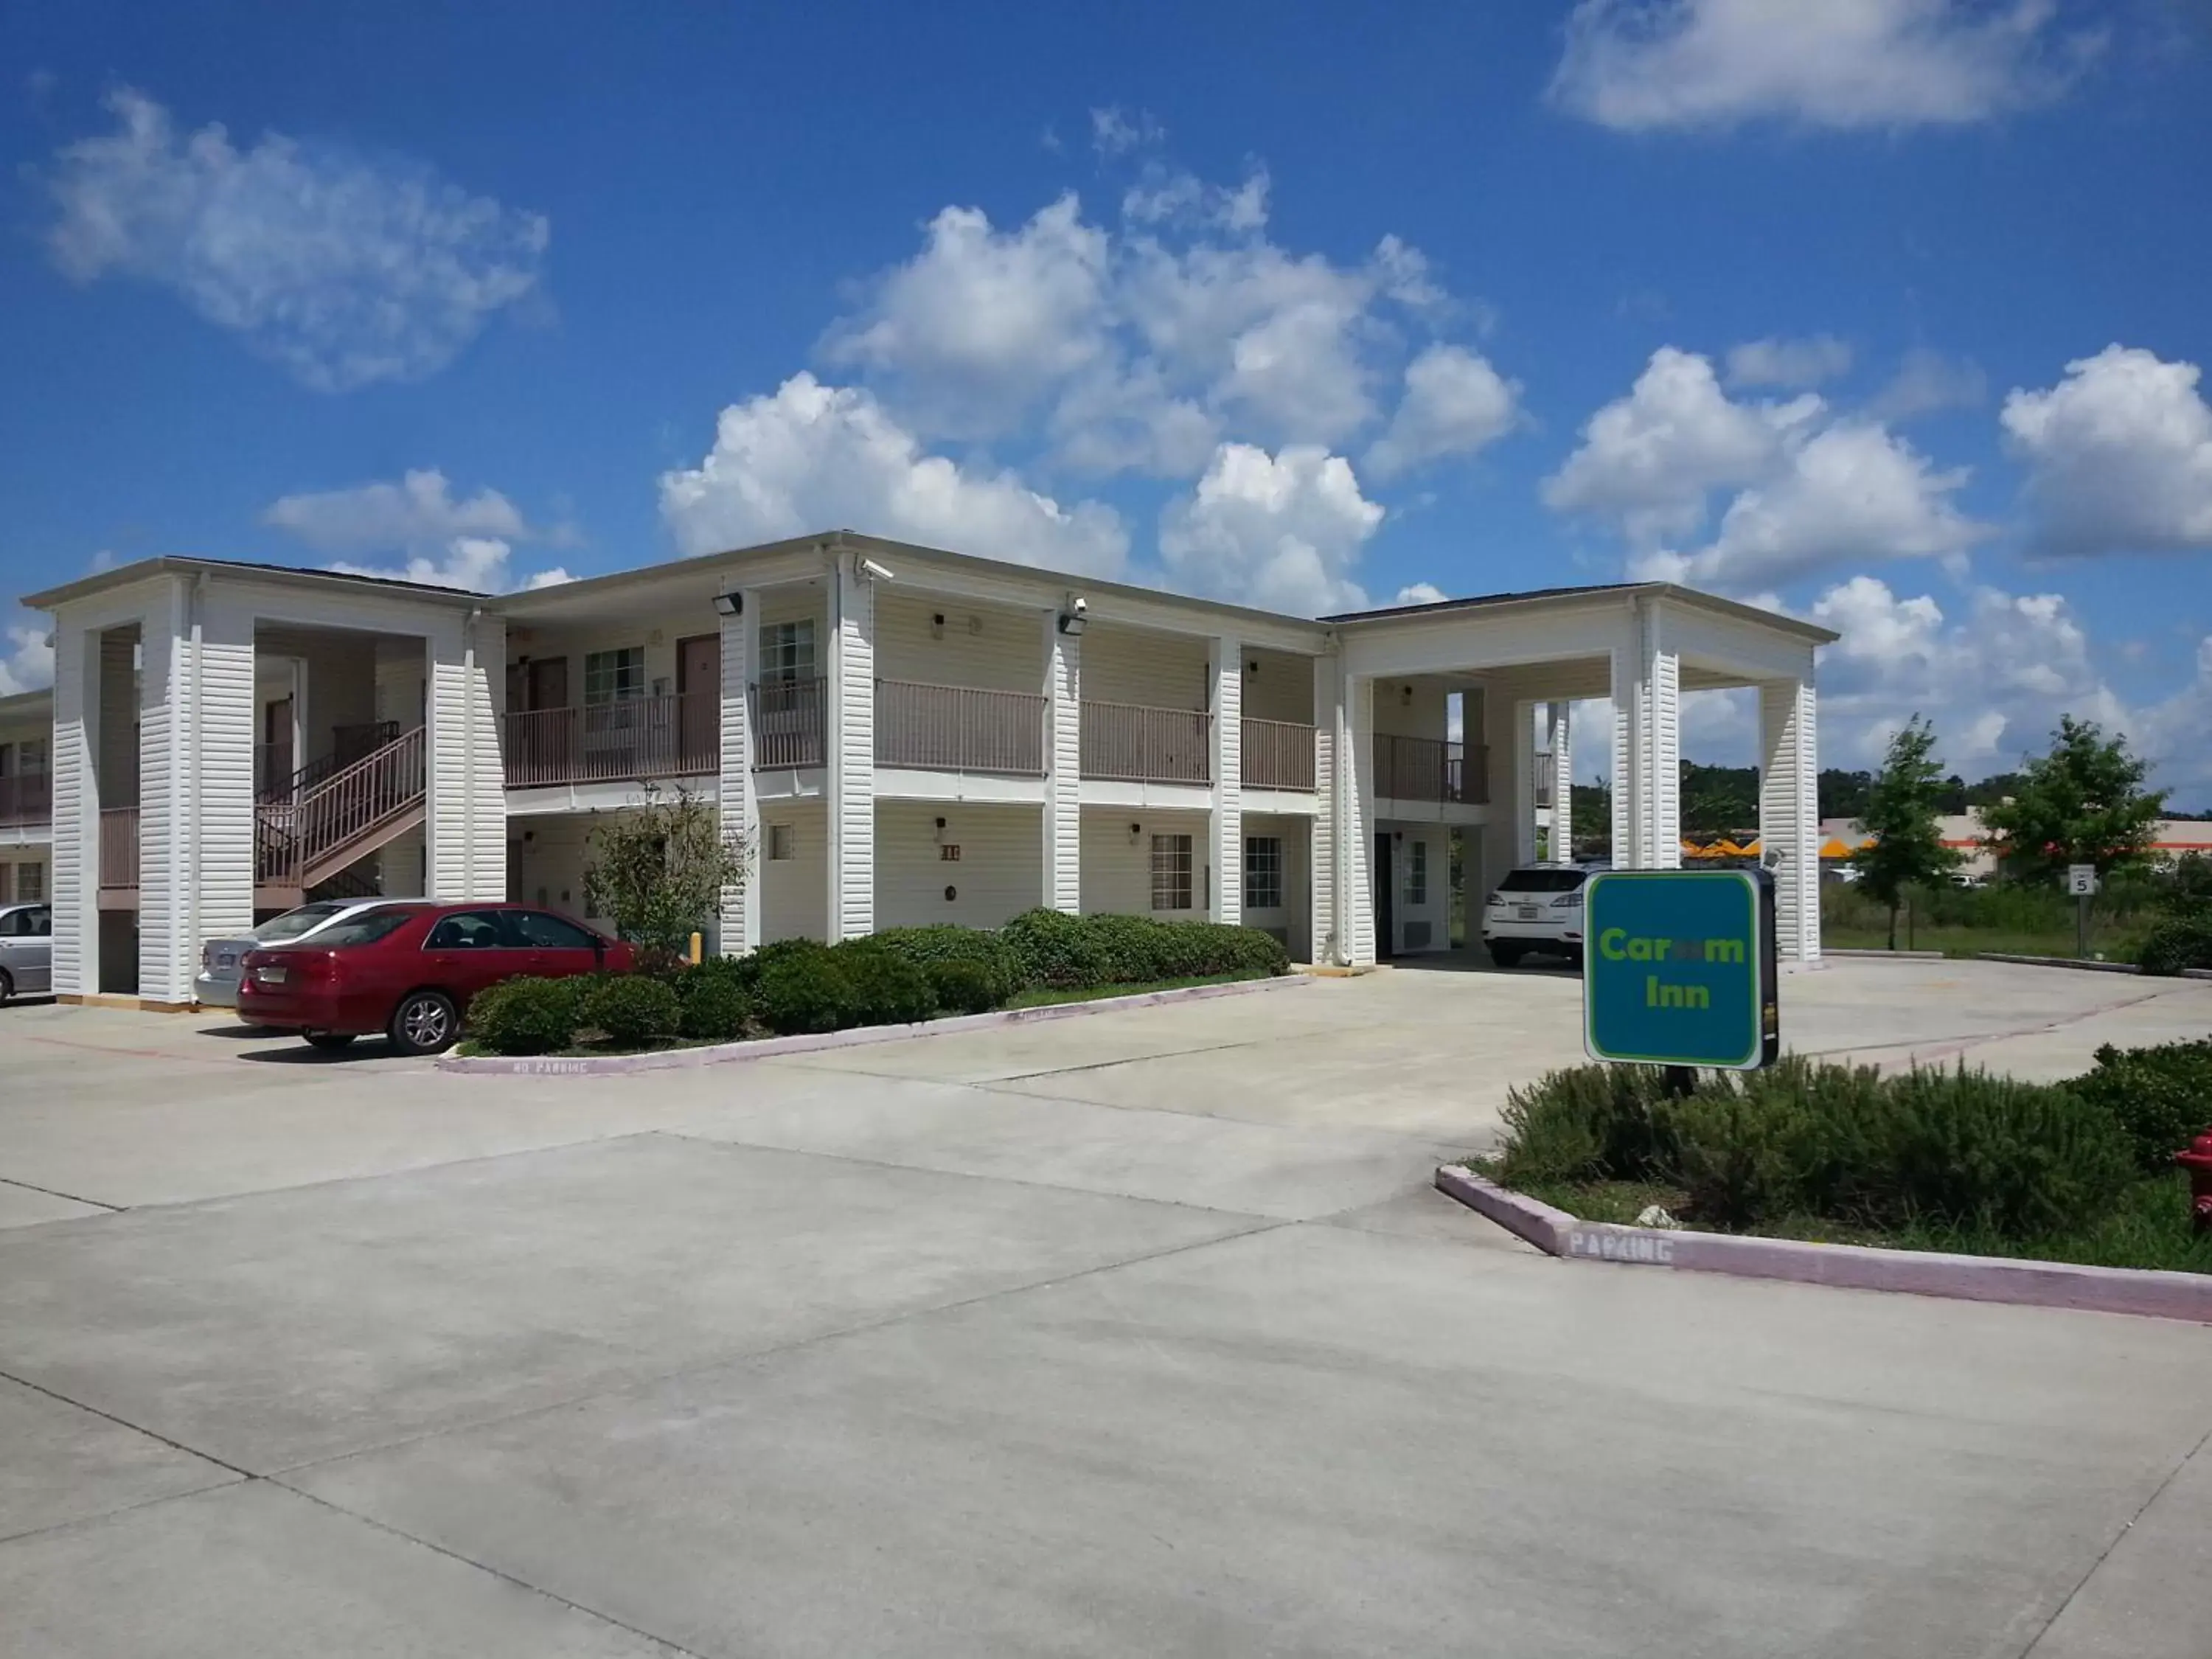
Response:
[859, 557, 896, 582]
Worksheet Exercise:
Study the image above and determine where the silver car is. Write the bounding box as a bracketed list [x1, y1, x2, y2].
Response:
[197, 898, 427, 1008]
[0, 902, 52, 1002]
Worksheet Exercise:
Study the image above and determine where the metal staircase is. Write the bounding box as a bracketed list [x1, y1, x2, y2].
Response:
[255, 725, 425, 905]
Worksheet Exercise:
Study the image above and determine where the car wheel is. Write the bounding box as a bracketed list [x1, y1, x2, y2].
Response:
[305, 1031, 357, 1051]
[1488, 944, 1524, 968]
[389, 990, 459, 1056]
[0, 967, 13, 1004]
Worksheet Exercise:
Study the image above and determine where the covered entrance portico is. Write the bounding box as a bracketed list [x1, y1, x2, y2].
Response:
[1317, 585, 1834, 971]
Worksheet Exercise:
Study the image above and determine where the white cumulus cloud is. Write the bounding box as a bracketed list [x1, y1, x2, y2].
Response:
[1543, 347, 1817, 545]
[658, 372, 1130, 576]
[1868, 347, 1987, 420]
[1365, 344, 1523, 480]
[0, 622, 55, 695]
[1725, 334, 1852, 389]
[1158, 443, 1383, 616]
[2001, 344, 2212, 556]
[43, 88, 548, 392]
[1551, 0, 2105, 132]
[261, 468, 528, 552]
[1394, 582, 1450, 605]
[327, 536, 569, 594]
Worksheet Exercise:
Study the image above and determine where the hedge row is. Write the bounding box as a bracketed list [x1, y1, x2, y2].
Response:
[1491, 1038, 2212, 1243]
[466, 910, 1290, 1055]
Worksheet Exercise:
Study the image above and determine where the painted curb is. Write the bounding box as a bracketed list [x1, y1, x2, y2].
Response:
[1434, 1165, 2212, 1325]
[439, 973, 1311, 1077]
[1824, 947, 1946, 960]
[1977, 952, 2141, 975]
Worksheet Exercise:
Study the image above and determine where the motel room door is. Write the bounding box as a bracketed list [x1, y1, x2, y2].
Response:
[676, 635, 720, 772]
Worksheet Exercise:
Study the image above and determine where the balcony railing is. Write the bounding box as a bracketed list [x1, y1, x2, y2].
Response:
[876, 681, 1046, 775]
[1375, 735, 1490, 805]
[100, 807, 139, 888]
[1081, 701, 1211, 785]
[504, 692, 720, 788]
[1240, 717, 1315, 792]
[752, 676, 826, 771]
[0, 772, 51, 827]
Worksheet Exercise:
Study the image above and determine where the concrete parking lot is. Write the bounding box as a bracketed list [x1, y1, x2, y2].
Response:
[4, 959, 2211, 1656]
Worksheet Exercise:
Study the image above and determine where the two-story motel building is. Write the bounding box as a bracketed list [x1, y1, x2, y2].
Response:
[4, 532, 1834, 1009]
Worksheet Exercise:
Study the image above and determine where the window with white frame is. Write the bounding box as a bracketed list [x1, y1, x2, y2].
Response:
[1406, 837, 1428, 905]
[767, 823, 794, 861]
[582, 647, 646, 706]
[759, 619, 816, 683]
[16, 861, 44, 902]
[1150, 833, 1193, 911]
[1244, 835, 1284, 910]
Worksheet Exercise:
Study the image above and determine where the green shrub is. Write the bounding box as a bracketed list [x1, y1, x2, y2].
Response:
[1495, 1064, 1676, 1188]
[2137, 919, 2212, 977]
[869, 925, 1026, 1001]
[2070, 1040, 2212, 1170]
[678, 953, 763, 999]
[1658, 1082, 1811, 1228]
[756, 941, 860, 1034]
[676, 976, 754, 1043]
[925, 959, 1001, 1015]
[467, 976, 580, 1056]
[1873, 1065, 2133, 1237]
[579, 973, 682, 1048]
[830, 939, 937, 1026]
[1001, 908, 1111, 988]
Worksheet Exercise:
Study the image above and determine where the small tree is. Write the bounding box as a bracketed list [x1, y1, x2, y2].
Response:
[1571, 776, 1612, 862]
[1849, 715, 1961, 950]
[582, 785, 748, 970]
[1980, 716, 2166, 886]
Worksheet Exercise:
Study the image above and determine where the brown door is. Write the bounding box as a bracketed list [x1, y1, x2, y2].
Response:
[521, 658, 570, 780]
[676, 635, 720, 773]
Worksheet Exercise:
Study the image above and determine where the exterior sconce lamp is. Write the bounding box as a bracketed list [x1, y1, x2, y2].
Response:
[1059, 595, 1089, 636]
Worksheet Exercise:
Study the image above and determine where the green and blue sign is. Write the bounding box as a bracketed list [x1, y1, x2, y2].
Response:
[1583, 869, 1778, 1070]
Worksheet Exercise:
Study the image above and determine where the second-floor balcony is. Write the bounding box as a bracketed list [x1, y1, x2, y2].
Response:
[1374, 734, 1490, 806]
[1, 771, 52, 829]
[496, 678, 1320, 793]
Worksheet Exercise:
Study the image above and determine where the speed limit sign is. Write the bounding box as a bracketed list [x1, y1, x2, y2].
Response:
[2067, 864, 2098, 897]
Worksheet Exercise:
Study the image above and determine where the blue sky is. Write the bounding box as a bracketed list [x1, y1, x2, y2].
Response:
[4, 1, 2211, 802]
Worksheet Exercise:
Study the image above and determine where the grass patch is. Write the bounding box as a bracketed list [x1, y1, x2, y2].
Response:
[1002, 970, 1276, 1009]
[1492, 1172, 2212, 1275]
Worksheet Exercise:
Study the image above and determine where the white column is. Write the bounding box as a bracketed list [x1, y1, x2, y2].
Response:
[1343, 672, 1377, 965]
[1760, 677, 1820, 964]
[826, 554, 876, 939]
[137, 582, 194, 1006]
[1511, 697, 1537, 866]
[1310, 654, 1338, 963]
[718, 589, 760, 953]
[426, 613, 507, 900]
[1547, 702, 1573, 861]
[1041, 610, 1081, 913]
[193, 591, 258, 956]
[49, 622, 96, 998]
[1610, 602, 1681, 870]
[1208, 633, 1242, 925]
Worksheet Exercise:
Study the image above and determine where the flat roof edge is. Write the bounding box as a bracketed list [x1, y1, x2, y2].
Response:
[21, 555, 491, 612]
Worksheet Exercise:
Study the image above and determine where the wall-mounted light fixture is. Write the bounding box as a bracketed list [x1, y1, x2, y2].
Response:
[1129, 821, 1143, 844]
[1401, 684, 1414, 707]
[1247, 659, 1259, 675]
[712, 591, 742, 616]
[933, 815, 947, 844]
[930, 612, 945, 639]
[1059, 594, 1088, 636]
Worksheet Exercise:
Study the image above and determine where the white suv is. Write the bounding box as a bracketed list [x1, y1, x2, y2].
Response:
[1481, 863, 1594, 968]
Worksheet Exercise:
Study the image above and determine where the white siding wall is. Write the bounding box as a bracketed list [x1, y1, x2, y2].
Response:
[197, 594, 258, 946]
[717, 594, 759, 952]
[378, 825, 425, 898]
[1080, 807, 1211, 917]
[1311, 653, 1338, 964]
[375, 640, 427, 728]
[137, 587, 191, 1004]
[759, 799, 828, 942]
[1370, 675, 1452, 742]
[874, 591, 1042, 692]
[426, 616, 507, 900]
[1241, 647, 1314, 725]
[875, 801, 1043, 929]
[1210, 634, 1241, 924]
[1082, 625, 1208, 709]
[49, 625, 90, 994]
[1346, 675, 1376, 965]
[1761, 678, 1820, 964]
[827, 560, 874, 937]
[1043, 615, 1080, 912]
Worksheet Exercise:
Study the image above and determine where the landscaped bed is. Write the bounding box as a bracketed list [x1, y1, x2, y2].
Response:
[1468, 1039, 2212, 1276]
[455, 910, 1293, 1060]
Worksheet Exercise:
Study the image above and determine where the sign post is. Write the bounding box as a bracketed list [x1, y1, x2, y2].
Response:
[2067, 864, 2098, 959]
[1583, 869, 1778, 1071]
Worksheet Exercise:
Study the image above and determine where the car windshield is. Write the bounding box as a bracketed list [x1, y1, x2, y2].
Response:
[304, 909, 419, 947]
[254, 902, 352, 942]
[1499, 868, 1586, 894]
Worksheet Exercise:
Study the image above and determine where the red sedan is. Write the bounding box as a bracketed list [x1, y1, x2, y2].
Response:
[237, 902, 634, 1055]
